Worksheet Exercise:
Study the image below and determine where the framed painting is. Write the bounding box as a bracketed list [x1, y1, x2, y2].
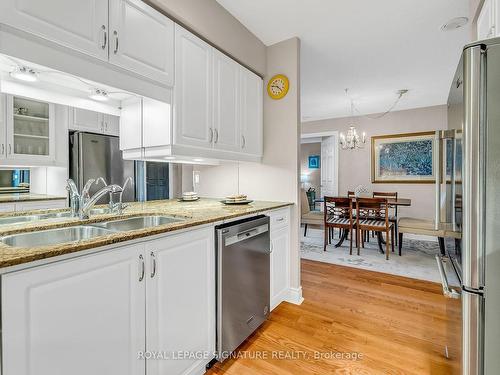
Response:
[371, 131, 436, 183]
[308, 155, 320, 169]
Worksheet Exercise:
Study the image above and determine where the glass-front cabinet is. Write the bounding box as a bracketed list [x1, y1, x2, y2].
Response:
[5, 95, 55, 162]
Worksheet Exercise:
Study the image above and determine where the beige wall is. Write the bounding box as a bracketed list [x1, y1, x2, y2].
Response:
[197, 37, 302, 298]
[145, 0, 266, 75]
[302, 105, 447, 220]
[300, 142, 321, 192]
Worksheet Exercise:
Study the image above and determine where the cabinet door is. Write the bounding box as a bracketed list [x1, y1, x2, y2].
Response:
[69, 107, 104, 133]
[478, 0, 495, 39]
[213, 51, 241, 152]
[145, 227, 215, 375]
[120, 97, 143, 153]
[240, 68, 263, 156]
[109, 0, 174, 86]
[2, 245, 146, 375]
[174, 25, 214, 149]
[104, 114, 120, 136]
[6, 96, 55, 163]
[270, 226, 290, 310]
[0, 94, 6, 158]
[0, 0, 108, 60]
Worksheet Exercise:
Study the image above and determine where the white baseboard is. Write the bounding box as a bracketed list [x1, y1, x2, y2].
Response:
[286, 286, 304, 305]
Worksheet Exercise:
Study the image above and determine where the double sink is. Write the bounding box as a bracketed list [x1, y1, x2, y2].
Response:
[1, 215, 183, 248]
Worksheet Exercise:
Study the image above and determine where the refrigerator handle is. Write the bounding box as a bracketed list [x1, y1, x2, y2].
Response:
[462, 45, 486, 290]
[435, 255, 460, 299]
[434, 131, 441, 230]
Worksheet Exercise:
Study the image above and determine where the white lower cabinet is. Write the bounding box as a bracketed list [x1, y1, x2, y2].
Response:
[2, 244, 146, 375]
[269, 209, 291, 310]
[1, 226, 215, 375]
[145, 227, 215, 375]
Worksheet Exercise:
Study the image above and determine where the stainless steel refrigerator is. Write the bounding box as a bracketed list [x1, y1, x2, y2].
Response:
[69, 131, 136, 203]
[441, 37, 500, 375]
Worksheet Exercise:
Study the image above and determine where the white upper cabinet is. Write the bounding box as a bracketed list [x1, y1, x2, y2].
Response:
[213, 51, 241, 153]
[240, 67, 263, 156]
[0, 0, 108, 60]
[69, 108, 120, 136]
[174, 25, 214, 149]
[2, 245, 146, 375]
[108, 0, 174, 86]
[478, 0, 495, 39]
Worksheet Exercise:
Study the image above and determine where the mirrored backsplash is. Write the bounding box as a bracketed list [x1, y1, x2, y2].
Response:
[0, 170, 30, 193]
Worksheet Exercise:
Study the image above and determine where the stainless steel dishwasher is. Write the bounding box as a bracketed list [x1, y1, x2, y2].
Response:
[215, 215, 270, 360]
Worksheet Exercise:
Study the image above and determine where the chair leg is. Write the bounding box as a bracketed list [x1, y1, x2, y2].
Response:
[361, 230, 365, 248]
[398, 232, 403, 256]
[349, 227, 353, 255]
[394, 223, 398, 246]
[357, 227, 360, 256]
[391, 227, 395, 253]
[304, 224, 308, 237]
[386, 230, 390, 260]
[323, 226, 328, 251]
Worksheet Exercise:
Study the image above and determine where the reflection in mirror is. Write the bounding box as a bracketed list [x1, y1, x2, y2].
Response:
[0, 169, 30, 194]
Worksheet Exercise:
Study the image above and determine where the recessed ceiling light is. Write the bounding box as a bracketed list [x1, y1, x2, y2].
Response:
[441, 17, 468, 31]
[89, 88, 109, 101]
[10, 66, 38, 82]
[193, 158, 204, 162]
[164, 156, 176, 160]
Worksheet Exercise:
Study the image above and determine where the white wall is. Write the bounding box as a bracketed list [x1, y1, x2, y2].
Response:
[302, 105, 447, 220]
[197, 37, 302, 299]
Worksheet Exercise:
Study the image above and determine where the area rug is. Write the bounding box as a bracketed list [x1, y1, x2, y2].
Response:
[301, 227, 459, 285]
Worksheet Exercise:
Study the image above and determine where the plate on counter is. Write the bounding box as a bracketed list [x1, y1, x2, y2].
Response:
[178, 197, 200, 202]
[220, 200, 253, 205]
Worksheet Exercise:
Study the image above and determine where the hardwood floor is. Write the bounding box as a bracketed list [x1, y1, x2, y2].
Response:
[208, 260, 461, 375]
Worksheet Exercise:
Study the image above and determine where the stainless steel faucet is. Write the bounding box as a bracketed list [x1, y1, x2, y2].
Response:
[96, 177, 116, 211]
[79, 185, 123, 220]
[66, 179, 80, 217]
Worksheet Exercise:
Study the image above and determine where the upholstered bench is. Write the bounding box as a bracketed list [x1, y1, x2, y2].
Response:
[398, 217, 461, 256]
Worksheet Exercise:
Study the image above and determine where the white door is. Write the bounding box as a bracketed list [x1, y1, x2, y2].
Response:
[213, 51, 240, 152]
[0, 94, 6, 158]
[174, 25, 213, 149]
[0, 0, 108, 60]
[270, 226, 290, 310]
[2, 245, 146, 375]
[145, 228, 215, 375]
[240, 67, 263, 156]
[320, 136, 337, 197]
[109, 0, 174, 86]
[69, 107, 104, 133]
[104, 114, 120, 136]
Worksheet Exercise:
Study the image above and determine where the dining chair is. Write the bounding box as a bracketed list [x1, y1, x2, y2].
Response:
[324, 197, 354, 254]
[300, 189, 323, 236]
[373, 191, 399, 245]
[356, 197, 394, 260]
[347, 191, 356, 198]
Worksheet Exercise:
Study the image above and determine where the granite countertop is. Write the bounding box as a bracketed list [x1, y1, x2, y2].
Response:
[0, 193, 67, 203]
[0, 198, 292, 268]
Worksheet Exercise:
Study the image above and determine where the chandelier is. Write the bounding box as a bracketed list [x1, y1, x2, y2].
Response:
[340, 125, 366, 150]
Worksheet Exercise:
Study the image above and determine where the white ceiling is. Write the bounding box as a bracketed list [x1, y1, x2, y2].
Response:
[216, 0, 471, 121]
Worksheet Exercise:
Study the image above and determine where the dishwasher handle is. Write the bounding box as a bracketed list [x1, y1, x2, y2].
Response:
[224, 224, 269, 246]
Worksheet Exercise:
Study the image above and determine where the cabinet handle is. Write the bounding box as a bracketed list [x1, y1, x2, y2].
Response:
[1, 144, 4, 155]
[8, 144, 11, 155]
[242, 135, 246, 149]
[139, 254, 145, 282]
[276, 217, 285, 222]
[150, 251, 156, 278]
[105, 122, 108, 132]
[113, 31, 119, 54]
[214, 129, 219, 143]
[101, 25, 107, 50]
[209, 128, 213, 143]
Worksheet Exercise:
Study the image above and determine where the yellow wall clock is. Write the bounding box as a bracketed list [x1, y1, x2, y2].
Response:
[267, 74, 289, 100]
